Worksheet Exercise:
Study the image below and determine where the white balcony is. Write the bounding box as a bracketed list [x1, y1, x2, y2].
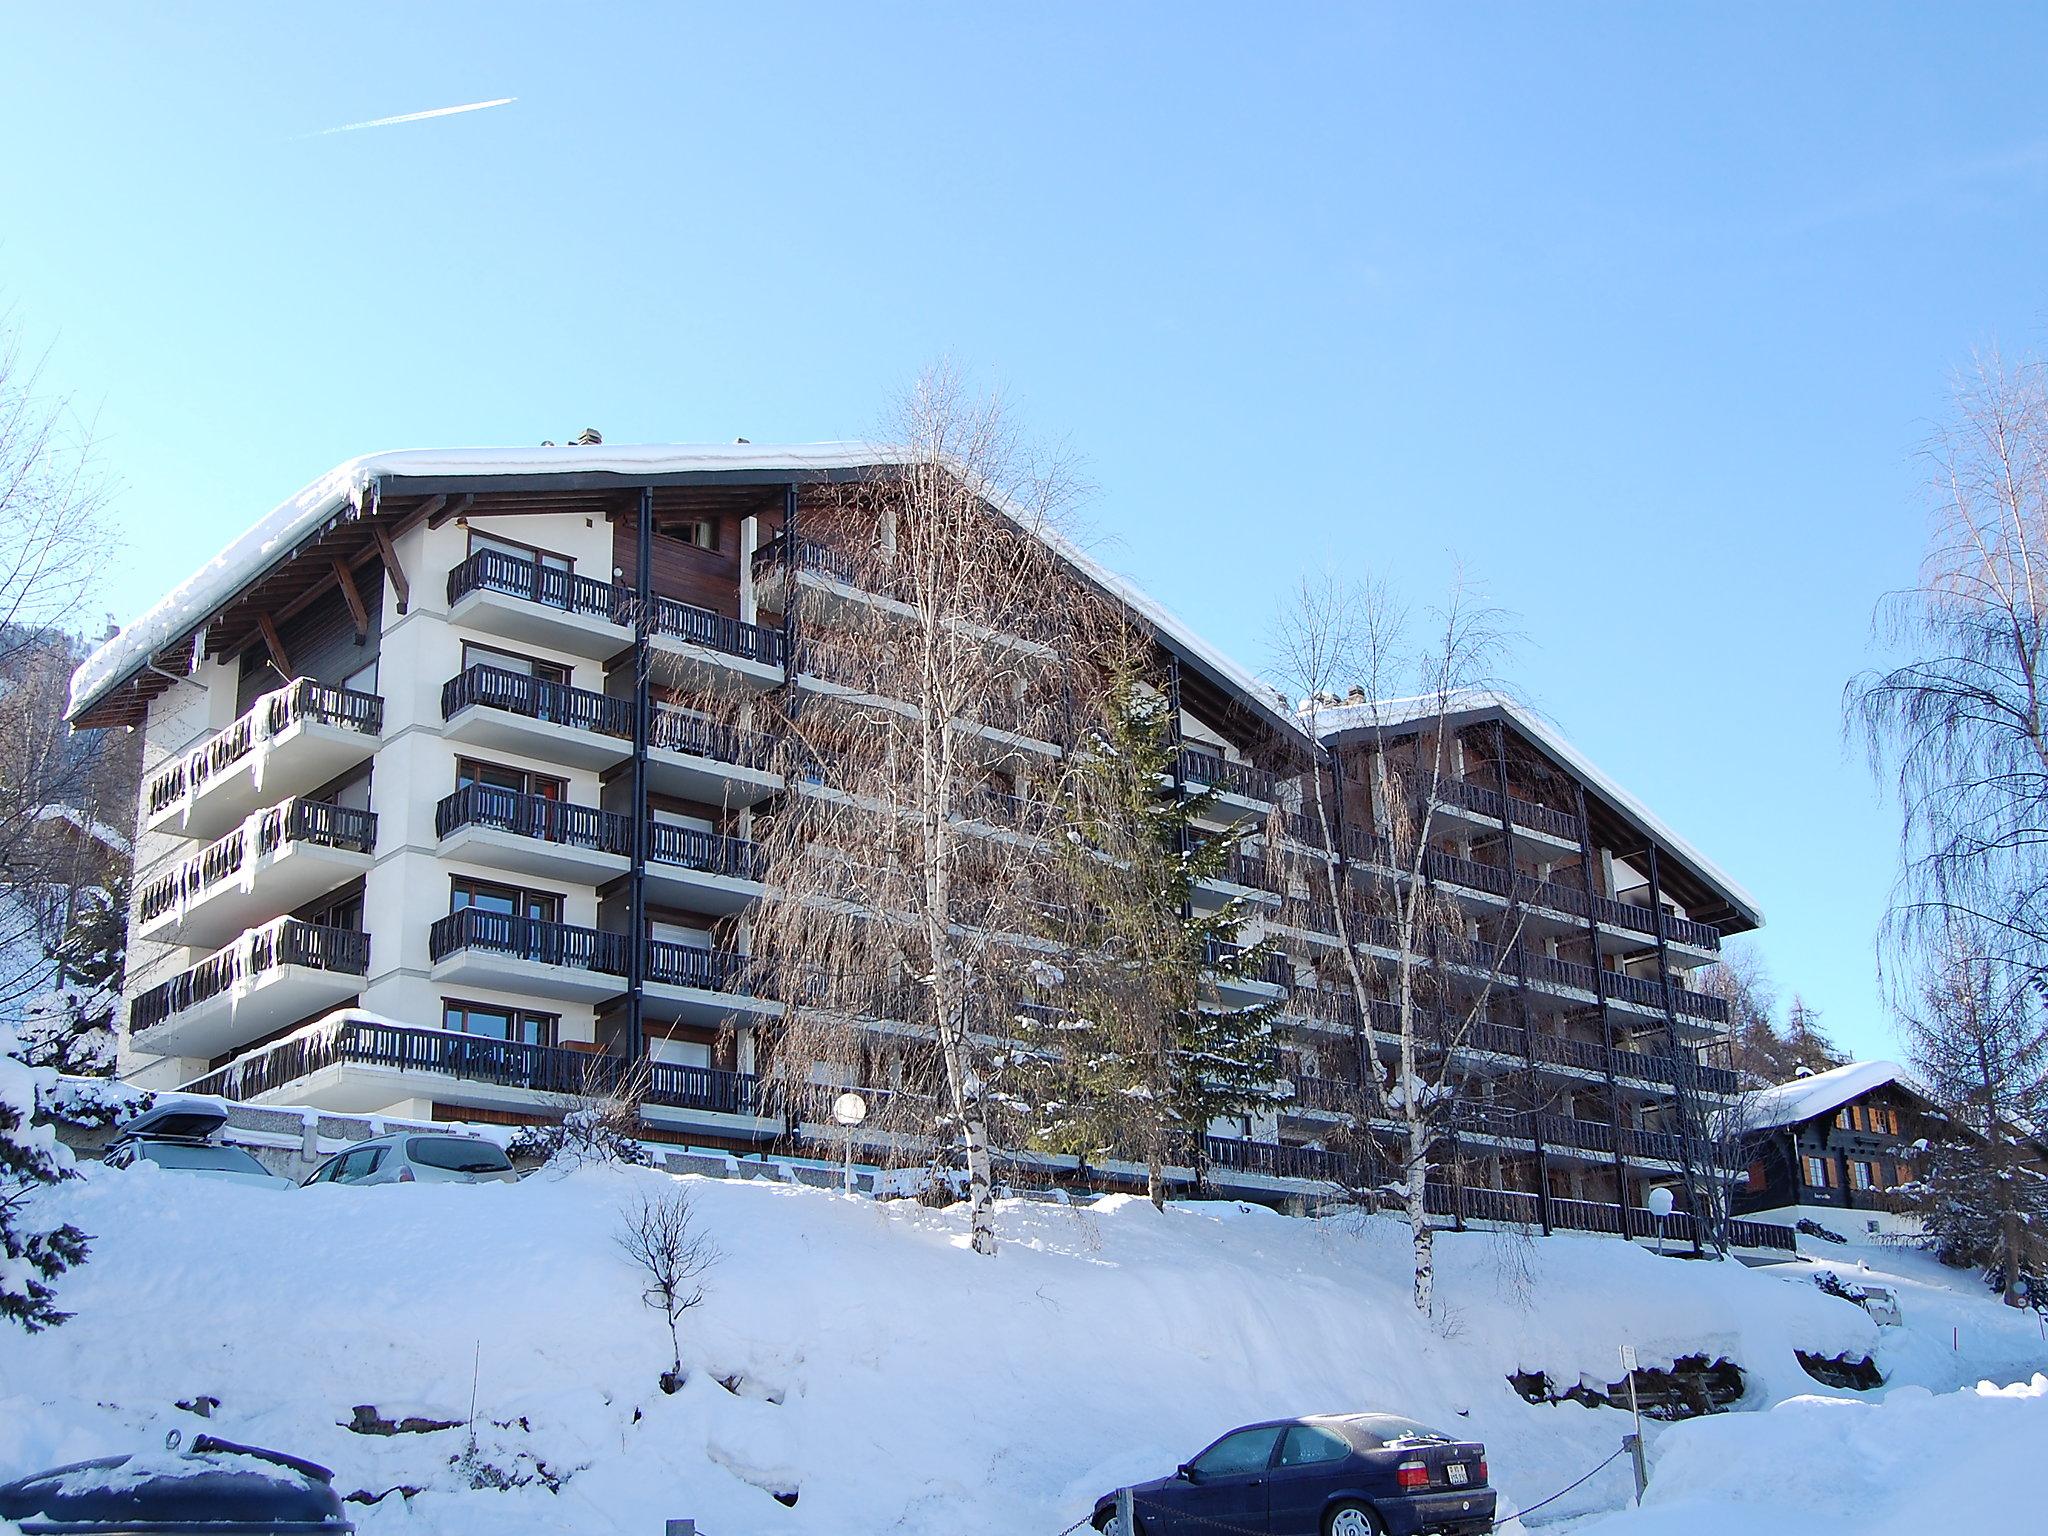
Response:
[128, 919, 369, 1061]
[146, 681, 383, 842]
[135, 800, 377, 950]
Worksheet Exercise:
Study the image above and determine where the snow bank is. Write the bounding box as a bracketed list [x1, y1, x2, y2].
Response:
[0, 1166, 2033, 1535]
[1583, 1375, 2047, 1536]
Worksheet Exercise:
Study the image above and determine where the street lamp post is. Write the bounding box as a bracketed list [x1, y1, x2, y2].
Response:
[832, 1091, 868, 1197]
[1646, 1186, 1675, 1257]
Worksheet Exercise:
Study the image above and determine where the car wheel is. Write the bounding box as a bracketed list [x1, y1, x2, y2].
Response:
[1095, 1506, 1134, 1536]
[1325, 1503, 1381, 1536]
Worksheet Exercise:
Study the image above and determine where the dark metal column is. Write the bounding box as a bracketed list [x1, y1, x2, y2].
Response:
[1646, 842, 1706, 1256]
[1573, 782, 1635, 1237]
[625, 486, 653, 1065]
[1492, 727, 1552, 1235]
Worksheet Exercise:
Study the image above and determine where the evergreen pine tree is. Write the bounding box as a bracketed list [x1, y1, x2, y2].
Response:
[0, 1020, 90, 1330]
[1019, 668, 1282, 1204]
[17, 874, 125, 1077]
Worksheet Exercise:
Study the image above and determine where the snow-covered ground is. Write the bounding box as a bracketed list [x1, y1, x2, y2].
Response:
[3, 1162, 2042, 1535]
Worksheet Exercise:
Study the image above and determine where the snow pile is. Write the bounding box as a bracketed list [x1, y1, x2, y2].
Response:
[1586, 1375, 2047, 1535]
[0, 1164, 2036, 1535]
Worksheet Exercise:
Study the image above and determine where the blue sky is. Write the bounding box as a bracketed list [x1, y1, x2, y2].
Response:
[7, 3, 2047, 1061]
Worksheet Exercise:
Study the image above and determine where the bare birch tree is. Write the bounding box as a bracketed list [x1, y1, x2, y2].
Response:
[616, 1185, 721, 1391]
[1271, 574, 1525, 1314]
[739, 366, 1118, 1256]
[1848, 350, 2048, 982]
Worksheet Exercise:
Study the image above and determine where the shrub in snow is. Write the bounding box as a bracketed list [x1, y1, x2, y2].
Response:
[506, 1105, 652, 1170]
[13, 877, 127, 1078]
[615, 1185, 721, 1394]
[0, 1021, 89, 1331]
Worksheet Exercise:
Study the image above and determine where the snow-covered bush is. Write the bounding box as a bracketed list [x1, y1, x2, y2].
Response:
[0, 1021, 88, 1331]
[507, 1105, 651, 1170]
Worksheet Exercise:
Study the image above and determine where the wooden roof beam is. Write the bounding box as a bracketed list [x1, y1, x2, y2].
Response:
[256, 612, 291, 680]
[371, 524, 410, 614]
[331, 557, 370, 640]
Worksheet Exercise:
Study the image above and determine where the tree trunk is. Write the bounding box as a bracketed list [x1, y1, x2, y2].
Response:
[1405, 1127, 1434, 1316]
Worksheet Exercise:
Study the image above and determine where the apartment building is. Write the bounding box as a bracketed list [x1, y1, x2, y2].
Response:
[67, 442, 1787, 1248]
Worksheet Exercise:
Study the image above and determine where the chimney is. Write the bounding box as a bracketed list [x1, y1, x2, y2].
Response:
[574, 427, 603, 446]
[1346, 685, 1367, 705]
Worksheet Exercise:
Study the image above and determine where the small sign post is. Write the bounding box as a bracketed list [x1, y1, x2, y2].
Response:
[1621, 1344, 1647, 1504]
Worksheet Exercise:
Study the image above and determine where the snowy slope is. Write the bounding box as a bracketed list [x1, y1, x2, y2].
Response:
[1578, 1375, 2047, 1536]
[1, 1165, 2040, 1536]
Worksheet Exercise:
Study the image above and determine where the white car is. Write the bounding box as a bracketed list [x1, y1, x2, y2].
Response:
[302, 1131, 518, 1186]
[104, 1100, 295, 1190]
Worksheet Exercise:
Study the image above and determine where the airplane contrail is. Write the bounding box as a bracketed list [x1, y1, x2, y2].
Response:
[316, 96, 517, 136]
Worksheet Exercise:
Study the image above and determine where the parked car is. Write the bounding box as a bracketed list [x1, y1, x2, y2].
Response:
[104, 1100, 294, 1190]
[302, 1131, 518, 1186]
[1094, 1414, 1494, 1536]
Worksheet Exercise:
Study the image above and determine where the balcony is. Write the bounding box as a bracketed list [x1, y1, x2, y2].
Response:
[129, 918, 369, 1059]
[643, 937, 774, 1025]
[136, 798, 377, 948]
[1203, 1136, 1351, 1184]
[648, 703, 782, 804]
[644, 824, 766, 913]
[649, 595, 786, 689]
[425, 911, 769, 1023]
[427, 909, 629, 1002]
[180, 1016, 771, 1129]
[146, 680, 383, 841]
[794, 641, 1061, 763]
[1177, 748, 1277, 823]
[440, 664, 634, 768]
[445, 549, 634, 659]
[1201, 936, 1292, 999]
[434, 784, 632, 884]
[1434, 776, 1581, 848]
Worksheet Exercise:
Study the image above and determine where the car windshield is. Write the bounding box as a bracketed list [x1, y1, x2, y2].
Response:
[406, 1136, 511, 1173]
[138, 1143, 272, 1176]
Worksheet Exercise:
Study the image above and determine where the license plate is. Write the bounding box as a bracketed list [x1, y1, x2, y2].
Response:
[1446, 1464, 1469, 1486]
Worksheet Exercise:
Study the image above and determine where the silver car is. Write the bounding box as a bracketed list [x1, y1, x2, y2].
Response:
[302, 1131, 518, 1186]
[104, 1100, 295, 1191]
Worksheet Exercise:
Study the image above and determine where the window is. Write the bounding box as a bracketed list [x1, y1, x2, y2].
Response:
[470, 530, 573, 575]
[450, 877, 561, 925]
[1190, 1427, 1283, 1479]
[406, 1136, 513, 1174]
[1277, 1426, 1351, 1468]
[669, 518, 718, 551]
[1803, 1155, 1830, 1189]
[1849, 1160, 1878, 1191]
[443, 1000, 557, 1046]
[457, 758, 565, 800]
[1837, 1108, 1855, 1131]
[336, 1147, 385, 1182]
[461, 641, 569, 687]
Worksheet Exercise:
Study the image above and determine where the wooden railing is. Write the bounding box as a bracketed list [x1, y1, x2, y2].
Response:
[651, 595, 787, 667]
[139, 799, 377, 926]
[1177, 748, 1279, 805]
[130, 919, 369, 1033]
[441, 664, 636, 738]
[447, 547, 627, 623]
[428, 909, 630, 973]
[1435, 777, 1581, 841]
[148, 680, 382, 816]
[649, 702, 778, 771]
[435, 783, 631, 853]
[752, 531, 859, 586]
[647, 822, 767, 881]
[182, 1018, 761, 1118]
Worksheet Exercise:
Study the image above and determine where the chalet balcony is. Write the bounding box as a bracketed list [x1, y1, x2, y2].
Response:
[440, 664, 634, 769]
[643, 823, 767, 914]
[1426, 1184, 1796, 1252]
[1203, 1136, 1351, 1184]
[1417, 849, 1722, 954]
[426, 910, 770, 1024]
[427, 909, 630, 1002]
[648, 595, 786, 689]
[1435, 776, 1582, 848]
[178, 1016, 772, 1129]
[129, 918, 369, 1060]
[1201, 936, 1292, 999]
[648, 703, 782, 804]
[445, 549, 635, 659]
[145, 680, 382, 841]
[446, 550, 788, 685]
[135, 798, 377, 948]
[433, 784, 631, 884]
[1177, 748, 1278, 822]
[793, 641, 1061, 763]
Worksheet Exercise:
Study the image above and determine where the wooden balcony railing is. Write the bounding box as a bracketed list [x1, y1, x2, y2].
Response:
[148, 680, 383, 816]
[649, 702, 779, 771]
[441, 664, 635, 738]
[130, 919, 369, 1033]
[139, 799, 378, 927]
[1177, 748, 1279, 805]
[447, 547, 628, 624]
[435, 783, 631, 854]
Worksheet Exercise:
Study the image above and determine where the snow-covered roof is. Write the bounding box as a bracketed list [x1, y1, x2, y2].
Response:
[1748, 1060, 1924, 1131]
[1305, 689, 1763, 930]
[33, 803, 132, 858]
[68, 443, 1308, 745]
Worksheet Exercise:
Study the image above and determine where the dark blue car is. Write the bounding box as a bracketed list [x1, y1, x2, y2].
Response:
[1092, 1413, 1494, 1536]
